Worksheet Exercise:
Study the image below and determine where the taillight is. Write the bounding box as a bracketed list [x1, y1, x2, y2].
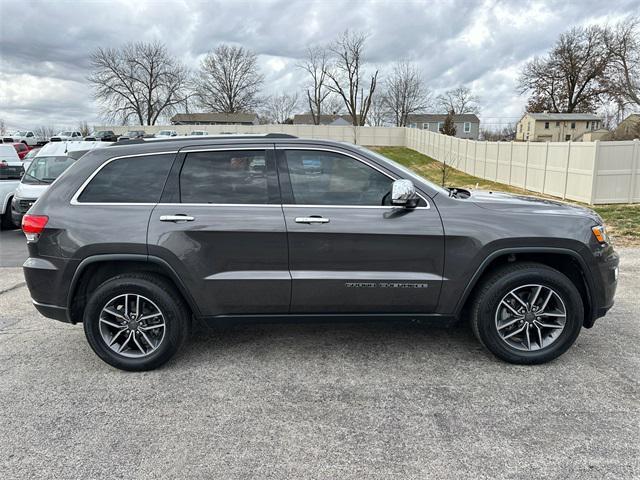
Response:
[22, 214, 48, 242]
[0, 161, 7, 168]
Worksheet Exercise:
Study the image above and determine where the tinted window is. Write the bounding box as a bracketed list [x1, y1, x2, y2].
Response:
[285, 150, 393, 206]
[180, 150, 269, 204]
[78, 154, 174, 203]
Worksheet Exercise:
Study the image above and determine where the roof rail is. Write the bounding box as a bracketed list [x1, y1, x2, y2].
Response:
[112, 132, 298, 146]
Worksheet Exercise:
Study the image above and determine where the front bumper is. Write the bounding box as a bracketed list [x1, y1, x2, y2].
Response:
[585, 247, 619, 327]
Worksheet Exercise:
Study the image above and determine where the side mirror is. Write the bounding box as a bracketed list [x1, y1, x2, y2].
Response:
[391, 179, 419, 208]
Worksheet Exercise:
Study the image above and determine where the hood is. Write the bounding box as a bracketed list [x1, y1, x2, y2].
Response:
[15, 182, 49, 200]
[470, 190, 602, 222]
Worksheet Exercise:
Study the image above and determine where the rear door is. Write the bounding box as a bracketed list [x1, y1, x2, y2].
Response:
[148, 144, 290, 316]
[278, 146, 445, 314]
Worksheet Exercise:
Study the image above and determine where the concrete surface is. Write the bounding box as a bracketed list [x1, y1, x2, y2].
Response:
[0, 228, 28, 267]
[0, 245, 638, 479]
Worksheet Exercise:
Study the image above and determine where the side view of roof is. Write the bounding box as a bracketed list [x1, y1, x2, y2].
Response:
[524, 112, 602, 121]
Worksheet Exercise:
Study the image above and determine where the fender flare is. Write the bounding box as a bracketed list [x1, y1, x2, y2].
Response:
[453, 246, 596, 318]
[67, 254, 201, 317]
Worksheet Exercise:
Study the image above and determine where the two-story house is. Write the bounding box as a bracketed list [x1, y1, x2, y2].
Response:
[405, 114, 480, 140]
[515, 112, 602, 142]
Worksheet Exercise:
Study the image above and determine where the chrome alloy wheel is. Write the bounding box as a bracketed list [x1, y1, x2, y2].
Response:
[494, 284, 567, 351]
[98, 294, 166, 358]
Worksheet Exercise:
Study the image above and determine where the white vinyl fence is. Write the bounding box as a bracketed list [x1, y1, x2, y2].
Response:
[99, 124, 640, 205]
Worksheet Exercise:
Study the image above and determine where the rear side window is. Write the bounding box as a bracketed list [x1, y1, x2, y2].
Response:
[180, 150, 272, 204]
[78, 154, 174, 203]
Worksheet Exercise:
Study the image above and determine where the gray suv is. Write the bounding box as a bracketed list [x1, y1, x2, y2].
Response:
[22, 135, 619, 370]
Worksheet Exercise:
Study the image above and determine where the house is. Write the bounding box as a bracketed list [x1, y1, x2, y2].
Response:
[612, 113, 640, 140]
[515, 112, 602, 142]
[170, 113, 259, 126]
[405, 114, 480, 140]
[292, 114, 355, 126]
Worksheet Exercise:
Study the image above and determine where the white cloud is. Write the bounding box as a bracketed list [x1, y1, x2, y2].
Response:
[0, 0, 638, 130]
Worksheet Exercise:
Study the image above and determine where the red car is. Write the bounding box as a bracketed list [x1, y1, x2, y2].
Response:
[12, 142, 30, 159]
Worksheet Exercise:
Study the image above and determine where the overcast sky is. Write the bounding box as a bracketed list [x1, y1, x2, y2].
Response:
[0, 0, 638, 131]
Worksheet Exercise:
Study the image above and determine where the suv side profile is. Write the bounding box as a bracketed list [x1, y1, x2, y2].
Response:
[22, 135, 619, 371]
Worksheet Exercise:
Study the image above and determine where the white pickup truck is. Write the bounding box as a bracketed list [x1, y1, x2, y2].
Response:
[10, 130, 46, 147]
[0, 144, 24, 229]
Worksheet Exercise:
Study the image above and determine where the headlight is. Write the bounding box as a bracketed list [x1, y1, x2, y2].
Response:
[591, 225, 609, 245]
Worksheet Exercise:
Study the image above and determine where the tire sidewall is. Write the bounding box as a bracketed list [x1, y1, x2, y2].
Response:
[476, 268, 584, 364]
[83, 277, 186, 371]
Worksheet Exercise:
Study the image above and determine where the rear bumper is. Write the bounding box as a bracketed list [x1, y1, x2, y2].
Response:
[32, 300, 71, 323]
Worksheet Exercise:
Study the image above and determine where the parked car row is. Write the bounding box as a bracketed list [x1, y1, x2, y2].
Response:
[0, 141, 108, 230]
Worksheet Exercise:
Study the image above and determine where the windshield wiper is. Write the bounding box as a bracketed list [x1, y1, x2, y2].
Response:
[23, 172, 47, 184]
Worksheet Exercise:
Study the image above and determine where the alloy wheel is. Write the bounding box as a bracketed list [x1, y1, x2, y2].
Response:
[494, 284, 567, 351]
[98, 294, 166, 358]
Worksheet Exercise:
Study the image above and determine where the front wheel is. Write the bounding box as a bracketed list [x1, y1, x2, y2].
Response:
[470, 263, 584, 364]
[83, 274, 190, 371]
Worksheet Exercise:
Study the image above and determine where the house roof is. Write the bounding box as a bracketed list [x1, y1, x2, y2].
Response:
[406, 113, 480, 123]
[525, 112, 601, 121]
[292, 114, 355, 125]
[170, 113, 258, 123]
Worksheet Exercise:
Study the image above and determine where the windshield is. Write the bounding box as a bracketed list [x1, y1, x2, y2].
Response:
[158, 131, 171, 135]
[353, 145, 448, 196]
[56, 131, 73, 136]
[23, 148, 40, 159]
[14, 131, 27, 136]
[23, 155, 75, 184]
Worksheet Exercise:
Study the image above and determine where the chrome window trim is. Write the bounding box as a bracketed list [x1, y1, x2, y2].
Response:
[70, 151, 178, 206]
[276, 145, 430, 209]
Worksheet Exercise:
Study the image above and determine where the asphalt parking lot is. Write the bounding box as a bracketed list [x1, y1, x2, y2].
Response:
[0, 228, 638, 479]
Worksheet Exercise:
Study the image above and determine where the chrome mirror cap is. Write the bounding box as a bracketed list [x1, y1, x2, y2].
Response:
[391, 179, 419, 208]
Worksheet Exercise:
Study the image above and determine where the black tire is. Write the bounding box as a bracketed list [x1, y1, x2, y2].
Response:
[1, 206, 17, 230]
[83, 274, 190, 371]
[470, 262, 584, 365]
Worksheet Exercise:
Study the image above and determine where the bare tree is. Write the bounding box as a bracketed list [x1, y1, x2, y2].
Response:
[89, 41, 191, 125]
[325, 30, 379, 126]
[298, 46, 331, 124]
[366, 93, 391, 126]
[195, 45, 264, 113]
[77, 121, 90, 136]
[605, 17, 640, 111]
[261, 92, 300, 124]
[518, 26, 610, 113]
[34, 125, 57, 139]
[383, 61, 432, 126]
[324, 94, 346, 115]
[437, 86, 480, 115]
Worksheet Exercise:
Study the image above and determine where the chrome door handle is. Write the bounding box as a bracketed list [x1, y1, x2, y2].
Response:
[295, 216, 330, 224]
[160, 214, 195, 222]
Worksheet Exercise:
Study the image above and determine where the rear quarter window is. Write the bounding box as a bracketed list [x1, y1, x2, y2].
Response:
[77, 154, 174, 203]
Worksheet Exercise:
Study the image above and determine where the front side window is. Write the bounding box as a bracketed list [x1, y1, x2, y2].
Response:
[285, 150, 393, 206]
[544, 122, 549, 129]
[571, 122, 576, 129]
[23, 156, 75, 185]
[78, 154, 174, 203]
[180, 150, 270, 204]
[464, 122, 471, 133]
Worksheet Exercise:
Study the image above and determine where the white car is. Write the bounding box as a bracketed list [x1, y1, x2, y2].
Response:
[11, 141, 108, 227]
[155, 130, 178, 138]
[50, 131, 83, 142]
[0, 144, 24, 229]
[11, 130, 46, 147]
[190, 130, 209, 136]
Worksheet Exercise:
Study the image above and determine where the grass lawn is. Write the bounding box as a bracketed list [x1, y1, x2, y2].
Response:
[373, 146, 640, 246]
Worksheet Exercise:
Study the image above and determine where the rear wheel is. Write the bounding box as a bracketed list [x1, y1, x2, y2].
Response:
[470, 262, 584, 364]
[83, 274, 190, 371]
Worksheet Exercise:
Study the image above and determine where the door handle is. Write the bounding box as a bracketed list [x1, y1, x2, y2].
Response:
[160, 214, 195, 222]
[295, 216, 330, 224]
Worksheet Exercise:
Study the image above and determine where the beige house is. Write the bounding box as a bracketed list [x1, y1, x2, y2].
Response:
[515, 112, 602, 142]
[612, 113, 640, 140]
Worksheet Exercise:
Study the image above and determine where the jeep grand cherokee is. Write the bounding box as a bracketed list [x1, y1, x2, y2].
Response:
[21, 134, 619, 370]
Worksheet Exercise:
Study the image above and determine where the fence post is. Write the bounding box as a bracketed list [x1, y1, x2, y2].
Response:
[629, 139, 639, 203]
[589, 140, 600, 205]
[483, 141, 488, 179]
[541, 141, 550, 194]
[495, 142, 500, 181]
[508, 141, 514, 185]
[523, 141, 530, 191]
[465, 139, 469, 173]
[562, 141, 572, 200]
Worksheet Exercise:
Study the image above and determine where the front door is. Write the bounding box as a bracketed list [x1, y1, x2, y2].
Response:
[278, 147, 444, 314]
[148, 145, 290, 316]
